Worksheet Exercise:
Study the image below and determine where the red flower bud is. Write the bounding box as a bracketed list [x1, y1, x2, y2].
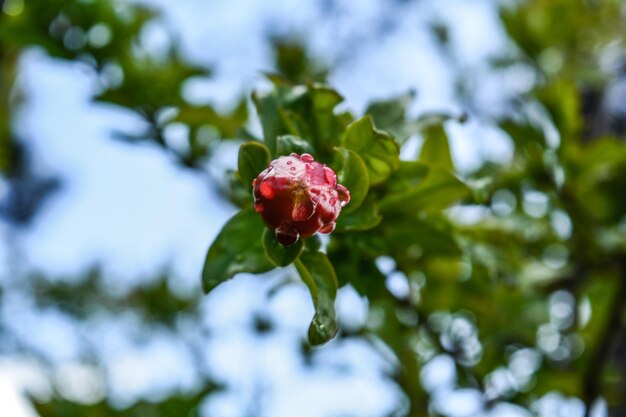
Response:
[252, 153, 350, 246]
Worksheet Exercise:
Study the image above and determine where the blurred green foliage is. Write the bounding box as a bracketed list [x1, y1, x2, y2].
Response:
[1, 0, 626, 417]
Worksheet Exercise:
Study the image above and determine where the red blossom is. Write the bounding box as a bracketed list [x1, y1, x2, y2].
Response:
[252, 153, 350, 245]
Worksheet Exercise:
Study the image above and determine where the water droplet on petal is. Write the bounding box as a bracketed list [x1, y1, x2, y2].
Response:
[323, 166, 337, 186]
[336, 184, 350, 207]
[319, 222, 336, 234]
[300, 153, 314, 162]
[290, 167, 296, 171]
[276, 226, 299, 246]
[286, 160, 292, 165]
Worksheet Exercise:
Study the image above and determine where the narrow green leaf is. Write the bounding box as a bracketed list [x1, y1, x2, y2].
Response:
[276, 135, 314, 156]
[294, 251, 339, 346]
[379, 168, 470, 214]
[333, 147, 369, 213]
[419, 124, 454, 170]
[341, 115, 400, 186]
[202, 209, 274, 293]
[237, 142, 270, 190]
[262, 228, 303, 266]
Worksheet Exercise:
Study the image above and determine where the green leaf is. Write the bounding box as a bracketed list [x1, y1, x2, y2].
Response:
[366, 91, 414, 131]
[414, 111, 467, 130]
[341, 115, 400, 186]
[385, 215, 461, 256]
[278, 107, 310, 138]
[387, 161, 430, 194]
[365, 90, 415, 143]
[379, 168, 470, 214]
[251, 84, 343, 157]
[294, 251, 339, 346]
[419, 124, 454, 170]
[303, 235, 322, 252]
[499, 120, 546, 154]
[202, 209, 274, 293]
[263, 228, 303, 266]
[333, 147, 369, 213]
[276, 135, 314, 156]
[536, 79, 582, 140]
[336, 197, 381, 232]
[252, 90, 287, 155]
[237, 142, 270, 190]
[310, 85, 343, 151]
[175, 99, 248, 138]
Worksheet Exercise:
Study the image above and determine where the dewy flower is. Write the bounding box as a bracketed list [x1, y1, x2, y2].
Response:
[252, 153, 350, 246]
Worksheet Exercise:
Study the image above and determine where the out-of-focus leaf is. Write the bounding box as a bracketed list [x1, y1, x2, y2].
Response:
[341, 115, 400, 186]
[31, 385, 216, 417]
[276, 135, 314, 156]
[329, 247, 386, 296]
[237, 142, 270, 190]
[419, 124, 453, 170]
[0, 0, 156, 63]
[422, 256, 466, 282]
[500, 119, 546, 153]
[272, 39, 328, 83]
[336, 197, 381, 232]
[379, 168, 469, 214]
[387, 161, 430, 194]
[202, 209, 274, 293]
[366, 91, 414, 129]
[263, 228, 303, 266]
[569, 138, 626, 224]
[294, 250, 339, 346]
[332, 147, 369, 213]
[273, 40, 309, 82]
[533, 370, 583, 397]
[385, 215, 461, 257]
[365, 90, 415, 142]
[579, 272, 622, 361]
[414, 111, 467, 130]
[96, 51, 207, 110]
[175, 99, 248, 138]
